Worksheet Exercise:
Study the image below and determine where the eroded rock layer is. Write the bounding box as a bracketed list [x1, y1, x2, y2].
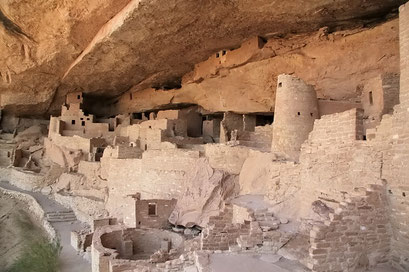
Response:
[0, 0, 405, 115]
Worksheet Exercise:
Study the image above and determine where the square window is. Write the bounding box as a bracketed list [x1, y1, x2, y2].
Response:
[72, 120, 75, 125]
[148, 203, 157, 216]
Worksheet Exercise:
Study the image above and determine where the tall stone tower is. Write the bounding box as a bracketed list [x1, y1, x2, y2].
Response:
[272, 74, 319, 161]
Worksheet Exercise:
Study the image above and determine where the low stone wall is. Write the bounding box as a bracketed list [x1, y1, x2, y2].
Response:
[92, 225, 187, 272]
[109, 251, 197, 272]
[0, 167, 44, 191]
[0, 186, 58, 242]
[53, 193, 107, 225]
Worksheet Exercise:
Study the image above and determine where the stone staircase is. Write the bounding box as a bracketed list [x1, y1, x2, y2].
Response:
[253, 209, 281, 232]
[45, 210, 77, 222]
[236, 209, 282, 249]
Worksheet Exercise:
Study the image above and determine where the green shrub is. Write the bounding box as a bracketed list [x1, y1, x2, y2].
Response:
[6, 239, 61, 272]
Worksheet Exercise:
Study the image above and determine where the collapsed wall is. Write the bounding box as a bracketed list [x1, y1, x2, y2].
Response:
[307, 185, 391, 271]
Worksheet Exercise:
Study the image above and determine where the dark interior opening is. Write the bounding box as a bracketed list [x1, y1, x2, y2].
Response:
[133, 113, 143, 119]
[255, 114, 274, 126]
[148, 203, 157, 216]
[72, 120, 75, 125]
[152, 77, 182, 90]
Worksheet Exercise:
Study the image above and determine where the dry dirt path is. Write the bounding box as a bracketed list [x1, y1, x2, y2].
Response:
[0, 181, 91, 272]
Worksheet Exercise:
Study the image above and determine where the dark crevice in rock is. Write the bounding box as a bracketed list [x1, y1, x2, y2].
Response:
[0, 7, 34, 41]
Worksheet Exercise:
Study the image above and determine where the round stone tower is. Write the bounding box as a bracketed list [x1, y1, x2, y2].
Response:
[272, 74, 319, 161]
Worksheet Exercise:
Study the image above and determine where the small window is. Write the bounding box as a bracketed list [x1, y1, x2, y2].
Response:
[222, 50, 226, 56]
[403, 192, 406, 197]
[216, 53, 220, 58]
[81, 121, 85, 126]
[148, 203, 157, 216]
[369, 91, 374, 105]
[278, 82, 282, 88]
[130, 93, 133, 100]
[77, 95, 81, 99]
[310, 113, 313, 117]
[87, 118, 90, 121]
[297, 112, 300, 116]
[80, 118, 83, 120]
[7, 151, 10, 158]
[72, 120, 75, 125]
[144, 144, 147, 151]
[388, 190, 393, 194]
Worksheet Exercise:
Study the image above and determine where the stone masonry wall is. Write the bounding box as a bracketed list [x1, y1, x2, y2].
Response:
[366, 4, 409, 270]
[306, 108, 364, 145]
[272, 74, 319, 161]
[135, 199, 177, 229]
[101, 149, 200, 227]
[381, 73, 400, 115]
[307, 185, 391, 272]
[298, 108, 380, 217]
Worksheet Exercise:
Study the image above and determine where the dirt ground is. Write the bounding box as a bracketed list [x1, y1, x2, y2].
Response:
[0, 192, 46, 271]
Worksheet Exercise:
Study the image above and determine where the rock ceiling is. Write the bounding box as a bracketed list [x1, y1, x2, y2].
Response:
[0, 0, 405, 116]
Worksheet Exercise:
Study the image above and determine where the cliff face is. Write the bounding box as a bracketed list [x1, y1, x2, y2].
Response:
[0, 0, 404, 116]
[107, 20, 399, 115]
[0, 0, 130, 115]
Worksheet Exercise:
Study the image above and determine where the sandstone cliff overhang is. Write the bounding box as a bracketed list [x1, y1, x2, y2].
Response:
[0, 0, 405, 116]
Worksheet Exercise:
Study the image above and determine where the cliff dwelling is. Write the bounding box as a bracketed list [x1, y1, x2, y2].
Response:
[1, 1, 409, 272]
